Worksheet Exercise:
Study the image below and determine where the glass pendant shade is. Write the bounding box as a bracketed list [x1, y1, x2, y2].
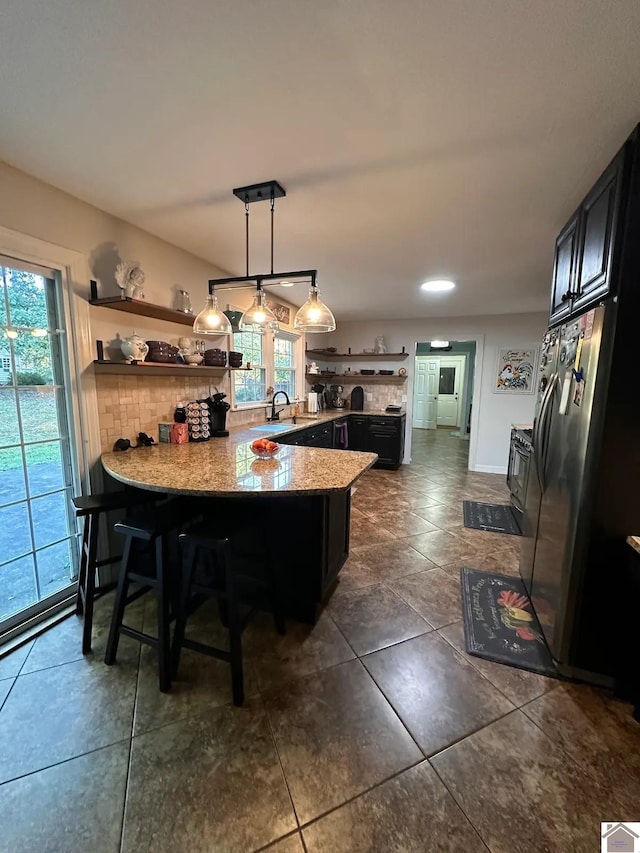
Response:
[294, 286, 336, 333]
[239, 287, 279, 334]
[193, 292, 232, 335]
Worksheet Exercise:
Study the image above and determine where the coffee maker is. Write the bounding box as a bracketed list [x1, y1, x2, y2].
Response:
[325, 384, 346, 409]
[207, 391, 230, 437]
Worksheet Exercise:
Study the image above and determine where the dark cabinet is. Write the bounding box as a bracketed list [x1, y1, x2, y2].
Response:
[278, 414, 406, 469]
[549, 146, 628, 325]
[549, 211, 580, 326]
[572, 152, 625, 314]
[348, 416, 369, 452]
[366, 416, 406, 470]
[307, 426, 333, 448]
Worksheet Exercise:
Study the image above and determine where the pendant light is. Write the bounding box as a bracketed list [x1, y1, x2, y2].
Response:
[192, 284, 232, 335]
[294, 280, 336, 333]
[239, 282, 279, 333]
[204, 180, 337, 334]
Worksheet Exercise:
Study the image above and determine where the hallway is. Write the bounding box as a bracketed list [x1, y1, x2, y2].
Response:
[0, 429, 637, 852]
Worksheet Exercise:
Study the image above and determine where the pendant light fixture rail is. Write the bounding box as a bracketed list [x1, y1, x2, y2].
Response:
[194, 179, 336, 335]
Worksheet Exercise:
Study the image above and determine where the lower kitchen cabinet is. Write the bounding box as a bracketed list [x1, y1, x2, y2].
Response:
[279, 413, 406, 469]
[364, 416, 406, 469]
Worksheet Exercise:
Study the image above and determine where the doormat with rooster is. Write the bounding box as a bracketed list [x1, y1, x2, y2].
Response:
[461, 568, 558, 677]
[463, 501, 521, 535]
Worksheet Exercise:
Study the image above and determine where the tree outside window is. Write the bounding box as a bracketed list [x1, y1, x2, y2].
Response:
[231, 329, 300, 406]
[233, 330, 266, 404]
[274, 335, 295, 398]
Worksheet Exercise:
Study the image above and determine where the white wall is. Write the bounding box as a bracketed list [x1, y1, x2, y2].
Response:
[317, 312, 546, 472]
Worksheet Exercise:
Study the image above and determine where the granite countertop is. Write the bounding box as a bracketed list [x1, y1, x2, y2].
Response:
[102, 415, 380, 497]
[512, 423, 533, 431]
[627, 536, 640, 556]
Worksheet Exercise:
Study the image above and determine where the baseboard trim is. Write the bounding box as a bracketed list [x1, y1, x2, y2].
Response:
[472, 464, 508, 475]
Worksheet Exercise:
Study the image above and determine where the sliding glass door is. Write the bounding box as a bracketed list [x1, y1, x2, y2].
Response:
[0, 258, 79, 637]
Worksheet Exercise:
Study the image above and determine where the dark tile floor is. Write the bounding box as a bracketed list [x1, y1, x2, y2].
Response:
[0, 429, 638, 852]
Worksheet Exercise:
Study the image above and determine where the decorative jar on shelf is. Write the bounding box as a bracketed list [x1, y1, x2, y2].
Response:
[120, 332, 149, 363]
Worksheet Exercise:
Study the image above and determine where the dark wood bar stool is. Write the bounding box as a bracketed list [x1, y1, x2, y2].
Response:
[104, 507, 184, 692]
[73, 490, 155, 654]
[171, 527, 286, 706]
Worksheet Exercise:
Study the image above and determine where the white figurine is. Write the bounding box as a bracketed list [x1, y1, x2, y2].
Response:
[374, 336, 387, 354]
[308, 361, 319, 374]
[115, 260, 146, 299]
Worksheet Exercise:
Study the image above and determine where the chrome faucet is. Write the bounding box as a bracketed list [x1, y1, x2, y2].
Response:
[267, 390, 290, 422]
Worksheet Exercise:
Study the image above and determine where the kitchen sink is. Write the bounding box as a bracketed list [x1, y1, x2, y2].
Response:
[249, 423, 292, 432]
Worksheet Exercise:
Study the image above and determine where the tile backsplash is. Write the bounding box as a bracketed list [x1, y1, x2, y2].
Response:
[95, 374, 406, 452]
[95, 373, 279, 452]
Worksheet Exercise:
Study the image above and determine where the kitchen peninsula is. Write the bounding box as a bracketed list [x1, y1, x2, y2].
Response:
[102, 418, 378, 622]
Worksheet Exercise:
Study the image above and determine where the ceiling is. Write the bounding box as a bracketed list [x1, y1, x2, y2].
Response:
[1, 1, 640, 320]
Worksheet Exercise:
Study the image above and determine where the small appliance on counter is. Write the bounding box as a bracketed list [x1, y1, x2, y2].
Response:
[350, 386, 364, 411]
[385, 404, 402, 413]
[325, 384, 346, 410]
[311, 383, 326, 411]
[207, 391, 231, 437]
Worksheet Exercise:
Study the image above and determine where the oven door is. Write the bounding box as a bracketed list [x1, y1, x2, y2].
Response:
[509, 441, 530, 513]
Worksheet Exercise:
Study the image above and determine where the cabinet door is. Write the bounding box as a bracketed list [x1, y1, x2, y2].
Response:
[572, 151, 625, 313]
[368, 429, 399, 465]
[348, 417, 369, 452]
[549, 211, 580, 326]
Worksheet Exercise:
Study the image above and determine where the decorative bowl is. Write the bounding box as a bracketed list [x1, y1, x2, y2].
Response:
[250, 441, 281, 459]
[145, 340, 170, 349]
[360, 369, 375, 375]
[184, 354, 204, 365]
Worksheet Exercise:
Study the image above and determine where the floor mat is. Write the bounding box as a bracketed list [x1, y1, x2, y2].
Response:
[461, 568, 559, 677]
[463, 500, 521, 535]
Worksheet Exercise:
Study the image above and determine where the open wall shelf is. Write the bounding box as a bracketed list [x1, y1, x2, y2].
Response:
[305, 373, 407, 383]
[93, 361, 251, 378]
[89, 281, 201, 327]
[306, 349, 409, 361]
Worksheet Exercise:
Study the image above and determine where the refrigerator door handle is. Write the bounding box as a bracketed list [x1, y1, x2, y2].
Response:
[533, 379, 552, 484]
[537, 372, 558, 492]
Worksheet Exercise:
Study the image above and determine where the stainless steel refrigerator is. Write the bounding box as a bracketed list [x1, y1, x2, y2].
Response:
[520, 300, 640, 683]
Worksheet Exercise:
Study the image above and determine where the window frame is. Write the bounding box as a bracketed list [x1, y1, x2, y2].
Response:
[231, 328, 304, 410]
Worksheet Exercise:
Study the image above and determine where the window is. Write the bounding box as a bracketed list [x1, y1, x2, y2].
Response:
[273, 334, 296, 398]
[231, 329, 301, 407]
[1, 356, 10, 372]
[233, 330, 266, 404]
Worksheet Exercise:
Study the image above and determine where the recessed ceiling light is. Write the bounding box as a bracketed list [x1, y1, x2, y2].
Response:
[279, 280, 295, 287]
[420, 279, 456, 292]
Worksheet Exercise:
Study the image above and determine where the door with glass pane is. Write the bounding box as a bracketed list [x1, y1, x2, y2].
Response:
[0, 259, 78, 635]
[436, 356, 465, 427]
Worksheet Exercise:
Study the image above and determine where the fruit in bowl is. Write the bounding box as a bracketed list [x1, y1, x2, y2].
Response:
[250, 438, 280, 458]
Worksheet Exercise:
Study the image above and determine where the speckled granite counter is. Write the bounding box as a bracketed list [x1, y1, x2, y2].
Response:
[102, 415, 379, 498]
[102, 415, 383, 622]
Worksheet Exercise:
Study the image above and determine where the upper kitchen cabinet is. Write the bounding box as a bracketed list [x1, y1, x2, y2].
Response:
[550, 144, 629, 325]
[549, 210, 580, 326]
[572, 149, 627, 314]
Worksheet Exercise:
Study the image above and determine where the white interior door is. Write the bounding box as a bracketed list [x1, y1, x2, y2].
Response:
[413, 358, 439, 429]
[436, 356, 465, 427]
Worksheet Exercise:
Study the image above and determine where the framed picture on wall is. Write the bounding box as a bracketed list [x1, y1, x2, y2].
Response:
[494, 348, 537, 394]
[266, 299, 291, 326]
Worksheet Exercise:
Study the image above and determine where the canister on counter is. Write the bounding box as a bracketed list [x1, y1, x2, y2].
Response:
[158, 423, 173, 443]
[170, 423, 189, 444]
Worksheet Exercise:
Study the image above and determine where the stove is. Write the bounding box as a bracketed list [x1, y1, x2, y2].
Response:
[508, 427, 533, 516]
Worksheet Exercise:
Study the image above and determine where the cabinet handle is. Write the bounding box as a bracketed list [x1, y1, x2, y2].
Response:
[561, 290, 575, 303]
